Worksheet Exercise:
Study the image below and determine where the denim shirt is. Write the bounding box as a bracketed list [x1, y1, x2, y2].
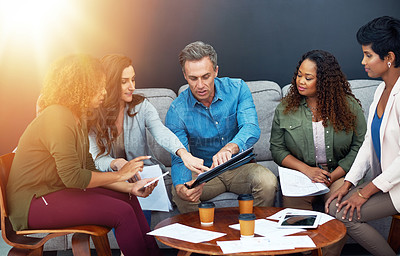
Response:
[165, 77, 260, 186]
[270, 97, 367, 173]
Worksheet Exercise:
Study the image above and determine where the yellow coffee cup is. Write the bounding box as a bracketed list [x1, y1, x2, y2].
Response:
[198, 202, 215, 226]
[239, 213, 256, 238]
[238, 194, 254, 214]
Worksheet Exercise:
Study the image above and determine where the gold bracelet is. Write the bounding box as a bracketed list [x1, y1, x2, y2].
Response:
[357, 189, 369, 199]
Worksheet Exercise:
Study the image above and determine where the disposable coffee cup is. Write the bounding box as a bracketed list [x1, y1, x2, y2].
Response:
[238, 194, 254, 214]
[198, 202, 215, 226]
[239, 213, 256, 238]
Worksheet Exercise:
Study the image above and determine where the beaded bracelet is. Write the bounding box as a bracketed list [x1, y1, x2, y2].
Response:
[357, 189, 369, 199]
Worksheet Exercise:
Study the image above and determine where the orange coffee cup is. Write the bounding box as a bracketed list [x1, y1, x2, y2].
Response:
[238, 194, 254, 214]
[239, 213, 256, 238]
[198, 202, 215, 226]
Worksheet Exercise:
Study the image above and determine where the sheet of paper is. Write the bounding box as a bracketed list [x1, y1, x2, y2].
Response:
[278, 166, 330, 196]
[147, 223, 226, 243]
[267, 208, 334, 225]
[229, 219, 305, 238]
[217, 235, 315, 254]
[137, 165, 172, 212]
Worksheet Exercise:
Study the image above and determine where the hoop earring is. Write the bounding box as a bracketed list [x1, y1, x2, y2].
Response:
[388, 62, 392, 68]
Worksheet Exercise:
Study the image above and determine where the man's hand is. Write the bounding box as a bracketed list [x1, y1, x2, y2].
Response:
[211, 143, 239, 168]
[176, 148, 210, 174]
[175, 180, 205, 202]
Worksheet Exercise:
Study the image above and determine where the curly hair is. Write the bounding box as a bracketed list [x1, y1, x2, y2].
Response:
[90, 54, 145, 158]
[38, 54, 105, 117]
[283, 50, 361, 133]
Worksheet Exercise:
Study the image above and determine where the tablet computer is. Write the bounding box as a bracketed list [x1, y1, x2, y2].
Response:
[277, 213, 321, 229]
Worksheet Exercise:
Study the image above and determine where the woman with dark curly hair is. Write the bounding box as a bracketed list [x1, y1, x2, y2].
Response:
[6, 54, 162, 256]
[326, 16, 400, 256]
[270, 50, 367, 211]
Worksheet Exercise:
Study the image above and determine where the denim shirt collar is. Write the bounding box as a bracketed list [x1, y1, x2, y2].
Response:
[187, 78, 224, 108]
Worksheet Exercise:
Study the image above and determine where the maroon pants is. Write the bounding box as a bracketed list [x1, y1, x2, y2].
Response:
[28, 187, 161, 256]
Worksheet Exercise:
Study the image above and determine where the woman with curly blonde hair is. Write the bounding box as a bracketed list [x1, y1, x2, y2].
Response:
[7, 54, 162, 256]
[270, 50, 367, 212]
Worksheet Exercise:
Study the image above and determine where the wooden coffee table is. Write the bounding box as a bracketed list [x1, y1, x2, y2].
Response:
[154, 207, 346, 256]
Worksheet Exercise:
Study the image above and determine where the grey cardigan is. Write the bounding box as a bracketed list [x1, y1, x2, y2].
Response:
[89, 99, 184, 171]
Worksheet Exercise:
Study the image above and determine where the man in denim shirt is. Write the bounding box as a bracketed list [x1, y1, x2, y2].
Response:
[166, 41, 277, 213]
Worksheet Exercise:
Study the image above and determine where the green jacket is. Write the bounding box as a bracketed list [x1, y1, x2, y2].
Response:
[270, 97, 367, 173]
[6, 105, 97, 231]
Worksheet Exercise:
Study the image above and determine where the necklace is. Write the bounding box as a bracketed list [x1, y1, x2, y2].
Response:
[306, 102, 319, 121]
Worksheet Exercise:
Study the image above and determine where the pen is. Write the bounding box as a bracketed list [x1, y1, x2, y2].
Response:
[317, 164, 331, 181]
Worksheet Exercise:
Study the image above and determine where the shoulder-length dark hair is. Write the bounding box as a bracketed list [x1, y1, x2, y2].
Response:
[283, 50, 361, 133]
[90, 54, 144, 157]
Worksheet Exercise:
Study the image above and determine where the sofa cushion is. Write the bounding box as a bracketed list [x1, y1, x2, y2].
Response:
[349, 79, 381, 119]
[246, 81, 282, 163]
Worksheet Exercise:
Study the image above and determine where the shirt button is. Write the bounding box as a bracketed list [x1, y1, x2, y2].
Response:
[289, 125, 292, 129]
[327, 146, 330, 148]
[326, 131, 329, 133]
[215, 121, 219, 125]
[221, 137, 224, 141]
[329, 159, 332, 162]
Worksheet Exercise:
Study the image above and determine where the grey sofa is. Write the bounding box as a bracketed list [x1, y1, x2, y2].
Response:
[40, 79, 391, 252]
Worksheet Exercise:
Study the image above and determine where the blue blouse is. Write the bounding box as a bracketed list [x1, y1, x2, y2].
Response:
[371, 108, 384, 163]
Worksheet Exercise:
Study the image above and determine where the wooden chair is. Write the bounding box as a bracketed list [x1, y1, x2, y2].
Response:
[0, 153, 112, 256]
[388, 214, 400, 254]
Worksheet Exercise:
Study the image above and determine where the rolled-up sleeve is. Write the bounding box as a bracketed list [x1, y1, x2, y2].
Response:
[229, 80, 260, 151]
[165, 104, 192, 187]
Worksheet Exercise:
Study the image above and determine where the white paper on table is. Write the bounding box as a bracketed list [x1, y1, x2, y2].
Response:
[280, 235, 316, 248]
[217, 235, 316, 254]
[137, 165, 172, 212]
[147, 223, 226, 243]
[266, 208, 334, 225]
[229, 219, 305, 238]
[217, 237, 285, 254]
[278, 166, 329, 196]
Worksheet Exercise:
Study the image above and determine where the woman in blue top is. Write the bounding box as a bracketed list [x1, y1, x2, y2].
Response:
[326, 16, 400, 256]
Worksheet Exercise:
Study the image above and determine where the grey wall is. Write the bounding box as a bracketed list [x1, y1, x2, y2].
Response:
[125, 0, 400, 88]
[1, 0, 400, 155]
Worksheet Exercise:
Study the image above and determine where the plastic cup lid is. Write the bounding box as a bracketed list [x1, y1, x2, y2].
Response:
[198, 202, 215, 208]
[237, 194, 254, 201]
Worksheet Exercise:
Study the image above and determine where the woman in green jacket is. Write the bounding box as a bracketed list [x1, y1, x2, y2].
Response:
[6, 55, 161, 256]
[270, 50, 367, 210]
